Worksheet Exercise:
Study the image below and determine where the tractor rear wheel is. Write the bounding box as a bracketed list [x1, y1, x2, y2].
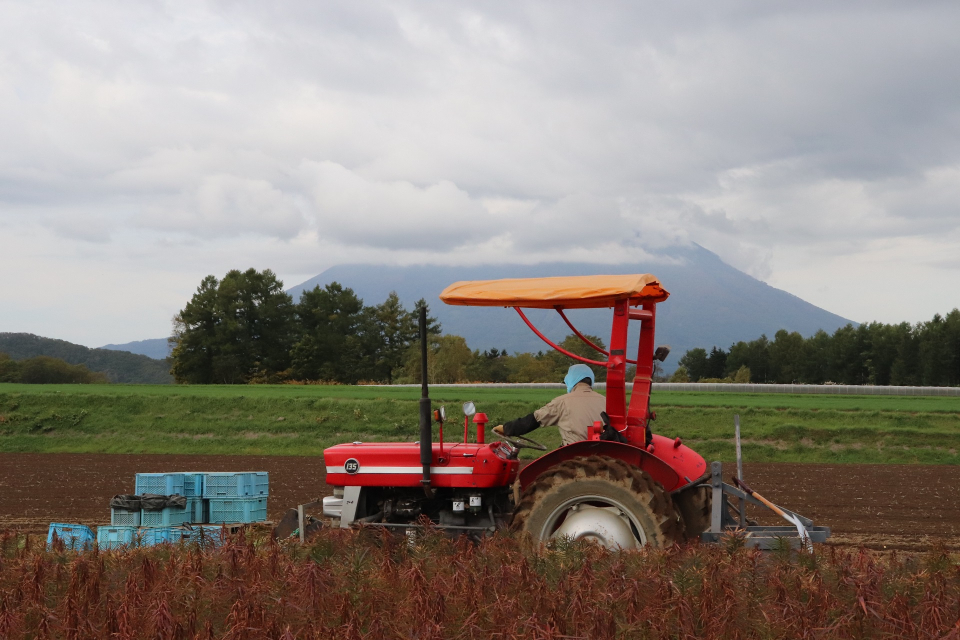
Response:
[511, 455, 681, 549]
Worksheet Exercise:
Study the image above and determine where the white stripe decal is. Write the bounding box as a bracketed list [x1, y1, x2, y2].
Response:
[326, 466, 474, 475]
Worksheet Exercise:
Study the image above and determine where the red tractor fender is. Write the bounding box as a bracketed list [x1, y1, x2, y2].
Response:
[518, 440, 683, 493]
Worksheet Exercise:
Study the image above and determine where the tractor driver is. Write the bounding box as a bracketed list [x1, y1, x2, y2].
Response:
[493, 364, 606, 447]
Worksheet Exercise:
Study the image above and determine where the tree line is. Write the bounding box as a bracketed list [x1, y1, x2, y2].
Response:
[0, 333, 172, 384]
[395, 335, 611, 385]
[170, 268, 613, 385]
[170, 269, 434, 384]
[675, 309, 960, 386]
[0, 352, 108, 384]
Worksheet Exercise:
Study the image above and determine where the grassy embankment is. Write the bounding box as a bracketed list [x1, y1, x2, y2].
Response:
[1, 383, 959, 463]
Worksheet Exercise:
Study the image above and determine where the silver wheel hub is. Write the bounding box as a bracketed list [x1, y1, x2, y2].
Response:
[544, 499, 645, 549]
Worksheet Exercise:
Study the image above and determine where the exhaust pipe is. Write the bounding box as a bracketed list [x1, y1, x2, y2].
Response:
[418, 305, 433, 495]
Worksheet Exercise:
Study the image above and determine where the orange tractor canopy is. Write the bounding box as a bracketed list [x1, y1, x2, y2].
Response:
[441, 274, 670, 449]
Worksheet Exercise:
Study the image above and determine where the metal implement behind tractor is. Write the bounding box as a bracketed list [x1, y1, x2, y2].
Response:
[317, 274, 828, 549]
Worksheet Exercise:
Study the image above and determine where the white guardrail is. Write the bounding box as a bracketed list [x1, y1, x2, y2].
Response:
[381, 382, 960, 396]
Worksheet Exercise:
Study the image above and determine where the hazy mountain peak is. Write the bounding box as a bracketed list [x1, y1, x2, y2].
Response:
[286, 244, 853, 366]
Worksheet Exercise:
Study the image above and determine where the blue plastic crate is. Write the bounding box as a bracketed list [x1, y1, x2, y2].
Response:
[202, 472, 269, 498]
[97, 526, 138, 549]
[141, 498, 204, 527]
[189, 525, 227, 548]
[111, 507, 141, 526]
[139, 526, 193, 546]
[182, 473, 204, 498]
[207, 497, 267, 524]
[135, 473, 186, 496]
[47, 523, 95, 550]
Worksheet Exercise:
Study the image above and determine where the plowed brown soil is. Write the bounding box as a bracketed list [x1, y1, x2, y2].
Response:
[0, 453, 325, 536]
[2, 453, 958, 550]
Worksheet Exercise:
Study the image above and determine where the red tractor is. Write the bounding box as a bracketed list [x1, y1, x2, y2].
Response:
[320, 274, 827, 549]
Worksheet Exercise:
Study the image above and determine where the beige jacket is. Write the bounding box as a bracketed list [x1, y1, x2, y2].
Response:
[533, 382, 607, 446]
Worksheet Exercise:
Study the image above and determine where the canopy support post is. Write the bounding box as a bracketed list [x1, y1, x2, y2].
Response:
[556, 307, 639, 365]
[605, 299, 630, 434]
[627, 302, 656, 441]
[513, 308, 607, 367]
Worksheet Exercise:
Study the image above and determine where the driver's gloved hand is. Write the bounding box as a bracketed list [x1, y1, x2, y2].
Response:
[600, 423, 627, 443]
[493, 425, 505, 436]
[502, 413, 540, 436]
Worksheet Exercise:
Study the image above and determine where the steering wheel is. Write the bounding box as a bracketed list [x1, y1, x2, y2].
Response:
[495, 432, 547, 451]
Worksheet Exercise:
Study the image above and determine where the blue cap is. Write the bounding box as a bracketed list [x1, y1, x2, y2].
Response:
[564, 364, 595, 393]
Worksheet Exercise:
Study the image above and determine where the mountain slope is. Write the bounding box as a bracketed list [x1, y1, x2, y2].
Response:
[0, 334, 172, 384]
[287, 244, 854, 368]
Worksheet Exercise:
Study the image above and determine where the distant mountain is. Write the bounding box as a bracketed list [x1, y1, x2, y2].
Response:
[287, 244, 855, 370]
[100, 338, 171, 360]
[0, 333, 172, 384]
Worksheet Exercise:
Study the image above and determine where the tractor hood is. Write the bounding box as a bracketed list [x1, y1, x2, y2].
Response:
[324, 441, 518, 489]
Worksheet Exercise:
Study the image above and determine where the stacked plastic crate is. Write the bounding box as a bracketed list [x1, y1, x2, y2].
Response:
[139, 526, 195, 546]
[203, 472, 269, 523]
[99, 472, 204, 548]
[96, 525, 138, 549]
[136, 473, 206, 526]
[102, 482, 145, 548]
[134, 472, 206, 547]
[51, 470, 268, 550]
[189, 525, 228, 548]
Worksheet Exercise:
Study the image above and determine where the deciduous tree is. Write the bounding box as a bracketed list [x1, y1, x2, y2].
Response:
[678, 348, 709, 382]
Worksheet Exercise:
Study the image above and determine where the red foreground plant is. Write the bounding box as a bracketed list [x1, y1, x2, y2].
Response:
[1, 527, 959, 639]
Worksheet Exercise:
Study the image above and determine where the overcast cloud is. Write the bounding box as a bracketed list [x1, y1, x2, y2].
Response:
[2, 1, 959, 347]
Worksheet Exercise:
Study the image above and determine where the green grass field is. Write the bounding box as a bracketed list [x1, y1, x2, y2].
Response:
[1, 383, 959, 463]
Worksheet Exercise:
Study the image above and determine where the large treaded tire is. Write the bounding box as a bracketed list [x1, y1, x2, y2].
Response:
[672, 483, 712, 541]
[511, 455, 682, 548]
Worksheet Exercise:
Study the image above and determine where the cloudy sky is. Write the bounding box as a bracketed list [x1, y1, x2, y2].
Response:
[2, 1, 959, 347]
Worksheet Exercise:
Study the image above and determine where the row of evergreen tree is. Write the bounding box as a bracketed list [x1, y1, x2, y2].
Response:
[170, 269, 439, 384]
[172, 269, 960, 387]
[676, 310, 960, 386]
[170, 268, 612, 385]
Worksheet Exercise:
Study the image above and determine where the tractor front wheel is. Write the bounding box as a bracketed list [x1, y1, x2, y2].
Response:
[511, 455, 681, 549]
